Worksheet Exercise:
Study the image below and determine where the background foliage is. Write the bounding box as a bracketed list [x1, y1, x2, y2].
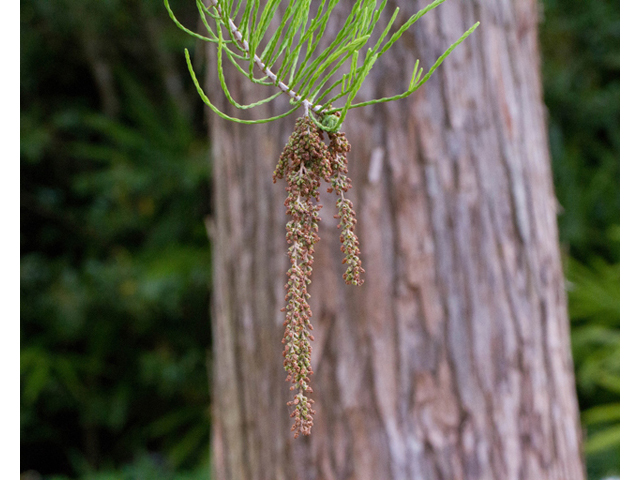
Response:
[20, 0, 619, 478]
[541, 0, 620, 478]
[21, 0, 212, 477]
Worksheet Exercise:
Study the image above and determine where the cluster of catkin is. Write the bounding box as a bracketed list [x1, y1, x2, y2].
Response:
[273, 116, 364, 438]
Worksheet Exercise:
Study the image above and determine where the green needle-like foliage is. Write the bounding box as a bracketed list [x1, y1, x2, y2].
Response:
[165, 0, 478, 131]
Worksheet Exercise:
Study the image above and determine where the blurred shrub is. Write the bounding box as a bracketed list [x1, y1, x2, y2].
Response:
[21, 0, 211, 476]
[541, 0, 619, 264]
[48, 454, 211, 480]
[540, 1, 619, 478]
[567, 252, 620, 480]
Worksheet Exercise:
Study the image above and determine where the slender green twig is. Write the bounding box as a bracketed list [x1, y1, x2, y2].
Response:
[165, 0, 478, 127]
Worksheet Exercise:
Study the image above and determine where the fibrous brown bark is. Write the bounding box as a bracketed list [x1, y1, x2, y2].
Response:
[205, 0, 585, 479]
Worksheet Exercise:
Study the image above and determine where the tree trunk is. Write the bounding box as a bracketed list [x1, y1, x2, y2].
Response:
[205, 0, 585, 479]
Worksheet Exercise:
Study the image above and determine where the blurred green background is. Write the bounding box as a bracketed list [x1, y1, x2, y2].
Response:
[20, 0, 619, 479]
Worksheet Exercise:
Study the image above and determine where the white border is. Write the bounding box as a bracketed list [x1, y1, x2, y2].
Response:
[620, 1, 636, 480]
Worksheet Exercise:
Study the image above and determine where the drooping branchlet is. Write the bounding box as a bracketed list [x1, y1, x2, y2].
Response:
[273, 116, 364, 438]
[327, 131, 365, 286]
[274, 117, 325, 438]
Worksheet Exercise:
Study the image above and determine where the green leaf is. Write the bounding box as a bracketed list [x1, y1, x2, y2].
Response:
[582, 403, 620, 426]
[568, 257, 620, 323]
[185, 49, 299, 123]
[409, 59, 420, 88]
[164, 0, 218, 43]
[584, 425, 620, 454]
[167, 421, 210, 467]
[21, 348, 51, 405]
[349, 21, 480, 110]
